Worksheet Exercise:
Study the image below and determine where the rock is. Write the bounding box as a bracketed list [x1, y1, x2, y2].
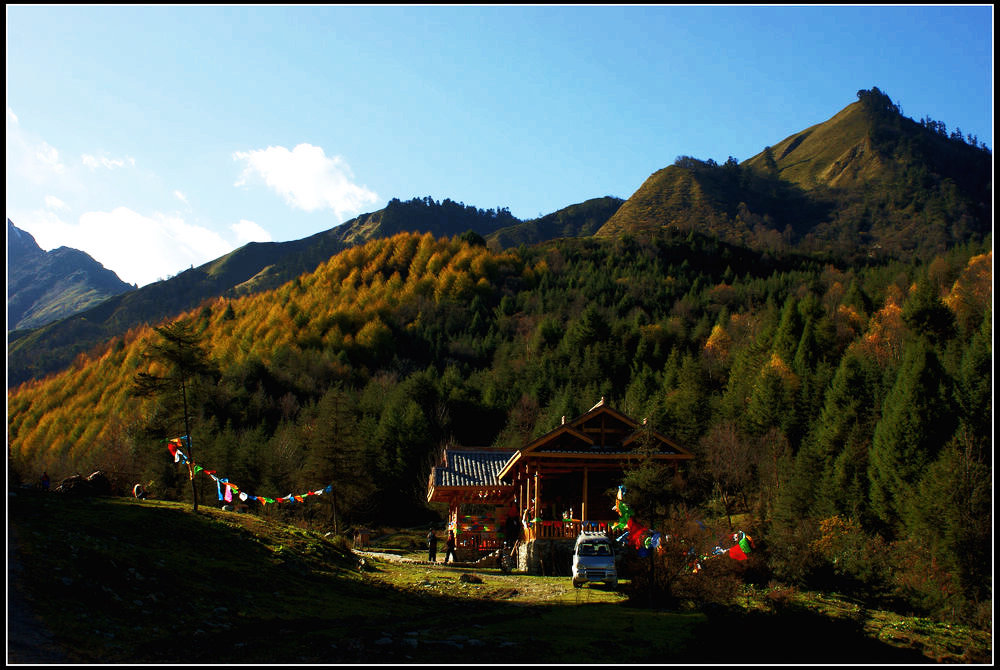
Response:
[459, 573, 483, 584]
[53, 471, 111, 496]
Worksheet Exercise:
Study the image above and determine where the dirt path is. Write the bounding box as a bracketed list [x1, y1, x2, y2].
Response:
[353, 549, 498, 569]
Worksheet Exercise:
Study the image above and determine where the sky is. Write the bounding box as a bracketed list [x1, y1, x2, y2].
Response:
[6, 4, 994, 288]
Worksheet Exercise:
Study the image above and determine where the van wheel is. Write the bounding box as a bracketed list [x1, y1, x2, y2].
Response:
[572, 580, 582, 588]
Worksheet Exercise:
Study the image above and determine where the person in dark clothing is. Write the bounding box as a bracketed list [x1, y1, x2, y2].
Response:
[504, 510, 521, 550]
[427, 528, 438, 562]
[444, 530, 457, 563]
[40, 472, 50, 491]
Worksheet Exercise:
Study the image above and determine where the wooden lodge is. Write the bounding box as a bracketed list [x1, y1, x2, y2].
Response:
[426, 398, 693, 570]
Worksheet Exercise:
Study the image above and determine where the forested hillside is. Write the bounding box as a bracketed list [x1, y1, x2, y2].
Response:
[8, 226, 992, 626]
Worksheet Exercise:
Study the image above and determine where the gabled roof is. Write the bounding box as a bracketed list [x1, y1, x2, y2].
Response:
[426, 448, 516, 503]
[497, 399, 692, 479]
[432, 449, 516, 488]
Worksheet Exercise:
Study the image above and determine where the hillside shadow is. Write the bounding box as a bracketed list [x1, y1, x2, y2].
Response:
[675, 608, 931, 664]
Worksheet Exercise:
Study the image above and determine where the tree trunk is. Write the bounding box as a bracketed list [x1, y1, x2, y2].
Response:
[182, 379, 198, 513]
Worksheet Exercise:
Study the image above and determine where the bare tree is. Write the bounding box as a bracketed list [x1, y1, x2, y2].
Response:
[701, 422, 757, 530]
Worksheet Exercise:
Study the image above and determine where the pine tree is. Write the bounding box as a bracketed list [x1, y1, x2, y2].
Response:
[302, 384, 375, 532]
[783, 349, 881, 523]
[132, 319, 218, 512]
[868, 338, 958, 531]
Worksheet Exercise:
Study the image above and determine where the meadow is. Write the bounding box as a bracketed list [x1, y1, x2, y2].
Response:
[7, 489, 989, 664]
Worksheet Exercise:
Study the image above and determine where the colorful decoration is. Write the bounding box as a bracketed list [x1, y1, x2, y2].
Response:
[611, 483, 757, 569]
[166, 436, 189, 464]
[165, 440, 335, 508]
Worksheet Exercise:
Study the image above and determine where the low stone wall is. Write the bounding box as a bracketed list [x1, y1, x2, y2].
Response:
[520, 538, 575, 576]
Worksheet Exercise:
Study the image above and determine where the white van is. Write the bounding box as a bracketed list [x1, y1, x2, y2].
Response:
[571, 532, 618, 589]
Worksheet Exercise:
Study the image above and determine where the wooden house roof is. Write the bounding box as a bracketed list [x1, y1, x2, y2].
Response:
[426, 448, 516, 504]
[497, 398, 692, 479]
[425, 400, 694, 505]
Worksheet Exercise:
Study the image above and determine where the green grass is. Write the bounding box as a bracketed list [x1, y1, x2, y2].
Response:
[8, 490, 991, 664]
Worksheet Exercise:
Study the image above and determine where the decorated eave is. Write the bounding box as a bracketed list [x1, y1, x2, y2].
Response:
[426, 447, 516, 504]
[497, 398, 693, 480]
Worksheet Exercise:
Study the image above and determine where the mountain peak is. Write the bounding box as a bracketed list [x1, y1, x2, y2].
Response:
[597, 89, 991, 261]
[7, 219, 135, 331]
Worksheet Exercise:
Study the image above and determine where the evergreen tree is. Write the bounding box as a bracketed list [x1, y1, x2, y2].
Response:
[868, 338, 958, 531]
[955, 314, 992, 447]
[304, 388, 370, 528]
[783, 349, 881, 523]
[657, 353, 711, 447]
[902, 277, 957, 345]
[903, 439, 992, 621]
[132, 318, 218, 512]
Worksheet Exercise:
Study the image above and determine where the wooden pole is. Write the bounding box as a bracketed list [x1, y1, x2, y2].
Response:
[533, 469, 541, 530]
[582, 466, 588, 524]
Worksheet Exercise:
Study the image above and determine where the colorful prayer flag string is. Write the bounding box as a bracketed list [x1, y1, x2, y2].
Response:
[611, 483, 756, 568]
[165, 440, 334, 508]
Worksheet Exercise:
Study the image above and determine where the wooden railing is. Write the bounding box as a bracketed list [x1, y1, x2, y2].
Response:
[452, 519, 616, 551]
[524, 520, 613, 541]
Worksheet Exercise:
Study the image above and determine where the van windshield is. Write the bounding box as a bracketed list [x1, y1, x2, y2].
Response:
[579, 542, 611, 557]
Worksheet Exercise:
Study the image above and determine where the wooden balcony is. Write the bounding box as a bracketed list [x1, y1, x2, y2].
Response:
[453, 520, 615, 554]
[524, 519, 613, 541]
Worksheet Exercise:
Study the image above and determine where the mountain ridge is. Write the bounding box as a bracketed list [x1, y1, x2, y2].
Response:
[597, 88, 991, 261]
[7, 219, 136, 332]
[7, 88, 991, 388]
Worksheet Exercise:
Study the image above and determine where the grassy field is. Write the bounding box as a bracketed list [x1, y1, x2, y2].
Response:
[7, 489, 991, 664]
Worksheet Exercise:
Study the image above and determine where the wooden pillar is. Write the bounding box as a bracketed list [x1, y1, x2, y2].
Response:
[524, 464, 531, 514]
[533, 469, 541, 523]
[582, 466, 589, 523]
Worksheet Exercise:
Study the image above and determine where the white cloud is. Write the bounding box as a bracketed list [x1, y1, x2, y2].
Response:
[18, 208, 235, 288]
[45, 195, 70, 211]
[81, 154, 135, 170]
[174, 190, 189, 205]
[233, 143, 377, 220]
[231, 219, 273, 245]
[7, 109, 66, 180]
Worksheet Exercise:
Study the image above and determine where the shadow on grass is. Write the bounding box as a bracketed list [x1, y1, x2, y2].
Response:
[675, 608, 932, 664]
[6, 492, 941, 664]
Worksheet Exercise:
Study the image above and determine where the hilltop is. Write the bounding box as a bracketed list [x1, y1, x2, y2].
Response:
[598, 88, 991, 261]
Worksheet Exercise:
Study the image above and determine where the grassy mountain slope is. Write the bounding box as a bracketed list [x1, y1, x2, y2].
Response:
[598, 89, 992, 262]
[7, 220, 136, 331]
[486, 196, 624, 249]
[743, 101, 884, 190]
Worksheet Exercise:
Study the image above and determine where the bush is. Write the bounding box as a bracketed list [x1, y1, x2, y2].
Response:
[811, 515, 894, 602]
[764, 581, 798, 611]
[766, 518, 826, 587]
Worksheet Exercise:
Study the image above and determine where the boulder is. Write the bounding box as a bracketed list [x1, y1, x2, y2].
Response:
[53, 471, 111, 496]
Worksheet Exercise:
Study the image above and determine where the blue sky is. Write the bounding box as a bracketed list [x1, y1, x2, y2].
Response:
[6, 5, 993, 288]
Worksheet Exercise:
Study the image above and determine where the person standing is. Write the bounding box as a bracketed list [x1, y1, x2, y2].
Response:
[426, 527, 438, 562]
[40, 472, 50, 491]
[444, 530, 457, 564]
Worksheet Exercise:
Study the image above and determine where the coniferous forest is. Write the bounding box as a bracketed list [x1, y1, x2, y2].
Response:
[7, 89, 993, 628]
